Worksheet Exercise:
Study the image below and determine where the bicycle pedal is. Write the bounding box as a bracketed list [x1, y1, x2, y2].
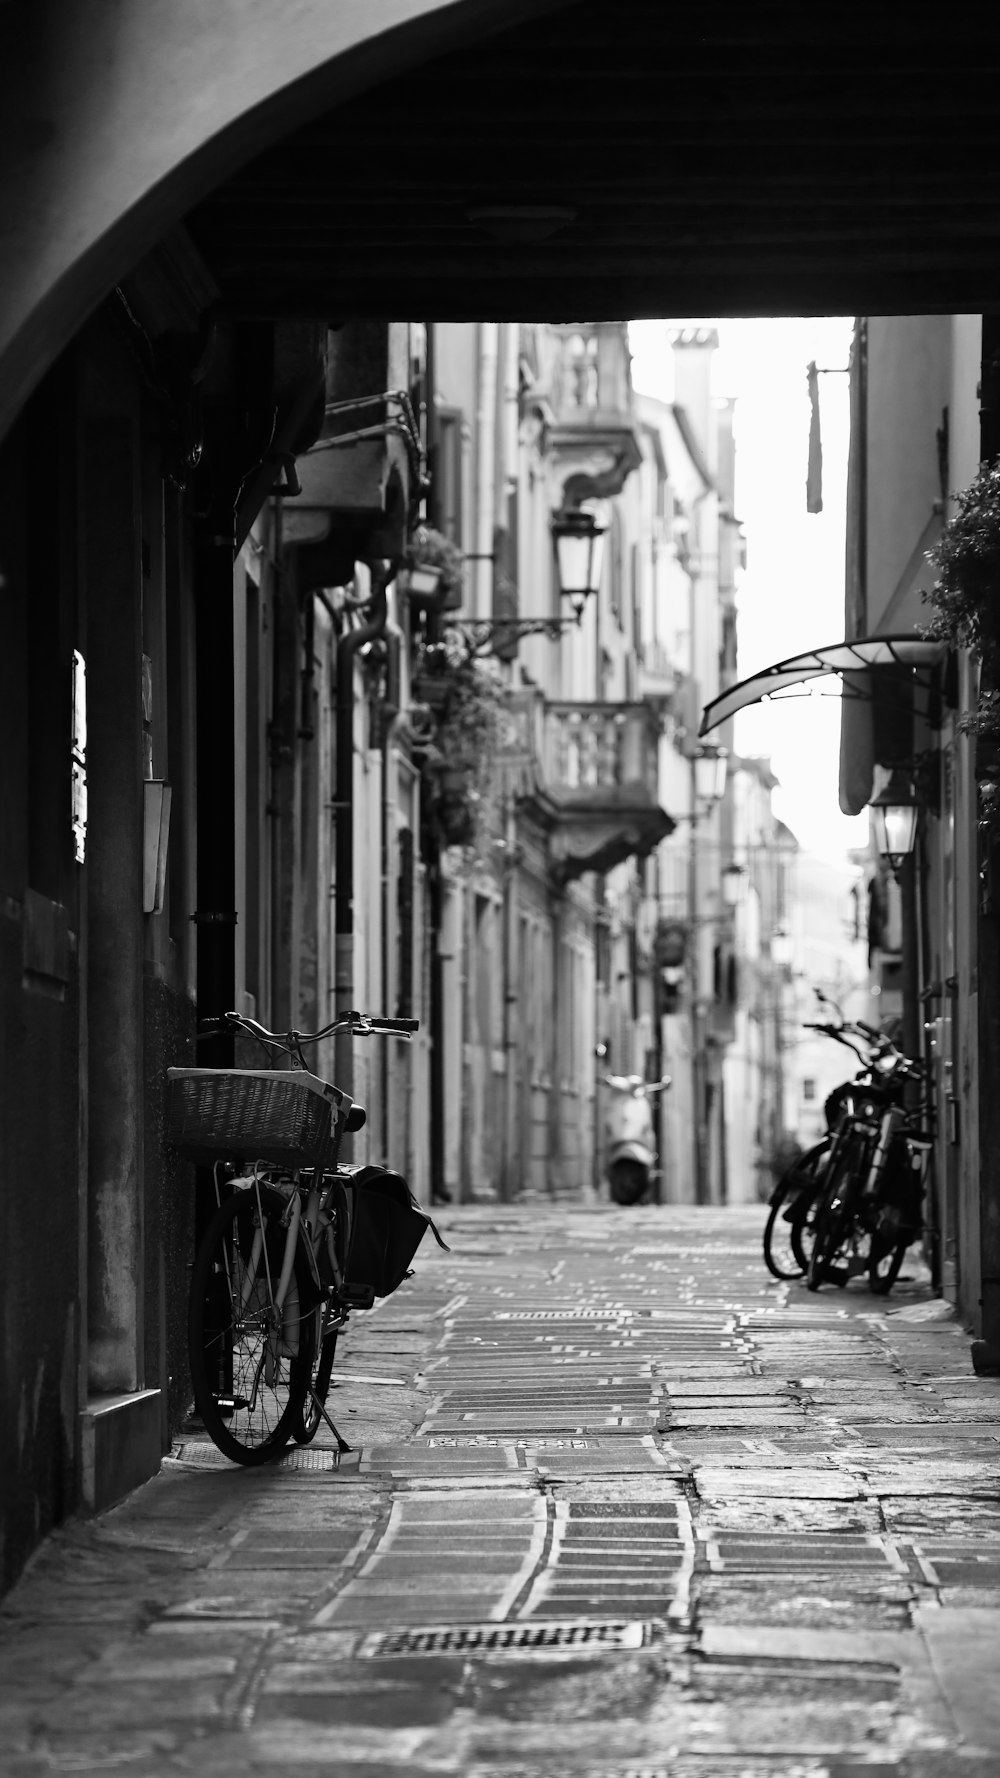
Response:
[339, 1283, 376, 1310]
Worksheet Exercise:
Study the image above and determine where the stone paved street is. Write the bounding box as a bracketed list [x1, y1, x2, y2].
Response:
[2, 1204, 1000, 1775]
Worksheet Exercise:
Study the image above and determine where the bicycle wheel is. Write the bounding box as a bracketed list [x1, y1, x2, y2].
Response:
[188, 1183, 316, 1465]
[868, 1205, 909, 1295]
[789, 1183, 822, 1274]
[763, 1180, 806, 1279]
[764, 1141, 831, 1280]
[807, 1136, 869, 1291]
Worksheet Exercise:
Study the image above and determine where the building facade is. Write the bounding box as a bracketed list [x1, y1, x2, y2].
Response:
[2, 293, 766, 1593]
[838, 314, 990, 1340]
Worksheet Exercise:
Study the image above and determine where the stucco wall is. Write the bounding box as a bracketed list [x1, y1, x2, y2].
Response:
[0, 389, 83, 1595]
[865, 315, 952, 628]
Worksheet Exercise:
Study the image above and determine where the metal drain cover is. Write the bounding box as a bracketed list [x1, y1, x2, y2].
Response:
[492, 1310, 629, 1320]
[169, 1442, 348, 1471]
[360, 1619, 649, 1657]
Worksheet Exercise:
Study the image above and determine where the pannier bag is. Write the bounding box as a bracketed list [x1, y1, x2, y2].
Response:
[334, 1166, 449, 1298]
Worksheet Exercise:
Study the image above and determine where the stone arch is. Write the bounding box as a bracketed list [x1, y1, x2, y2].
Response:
[0, 0, 561, 440]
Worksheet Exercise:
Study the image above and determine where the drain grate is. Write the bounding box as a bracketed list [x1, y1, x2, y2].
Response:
[170, 1442, 344, 1471]
[491, 1310, 630, 1320]
[361, 1618, 649, 1657]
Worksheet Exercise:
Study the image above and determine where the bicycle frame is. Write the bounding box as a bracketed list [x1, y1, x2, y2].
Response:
[861, 1103, 907, 1198]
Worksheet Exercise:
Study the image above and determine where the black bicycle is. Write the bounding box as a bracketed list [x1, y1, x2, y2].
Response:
[167, 1010, 446, 1465]
[763, 1010, 904, 1282]
[805, 1027, 931, 1295]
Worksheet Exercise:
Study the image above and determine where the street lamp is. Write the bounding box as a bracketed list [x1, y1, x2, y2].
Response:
[551, 505, 607, 618]
[691, 743, 729, 811]
[721, 862, 746, 907]
[771, 927, 793, 968]
[870, 770, 920, 879]
[443, 504, 607, 655]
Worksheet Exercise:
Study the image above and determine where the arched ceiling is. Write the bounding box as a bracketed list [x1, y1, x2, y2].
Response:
[3, 0, 1000, 444]
[186, 0, 1000, 321]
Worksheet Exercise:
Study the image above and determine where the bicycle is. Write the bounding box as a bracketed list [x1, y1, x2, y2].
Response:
[167, 1009, 447, 1466]
[805, 1025, 931, 1295]
[762, 1007, 899, 1282]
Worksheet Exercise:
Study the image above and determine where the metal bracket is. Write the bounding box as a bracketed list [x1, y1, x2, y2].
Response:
[444, 614, 581, 656]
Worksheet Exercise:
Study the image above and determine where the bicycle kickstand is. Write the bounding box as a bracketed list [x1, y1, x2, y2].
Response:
[306, 1389, 352, 1458]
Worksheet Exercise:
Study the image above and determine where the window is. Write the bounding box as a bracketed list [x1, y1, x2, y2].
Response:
[436, 408, 464, 546]
[565, 333, 599, 407]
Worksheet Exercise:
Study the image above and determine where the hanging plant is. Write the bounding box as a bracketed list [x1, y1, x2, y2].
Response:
[923, 462, 1000, 662]
[402, 525, 465, 608]
[415, 640, 507, 849]
[922, 463, 1000, 866]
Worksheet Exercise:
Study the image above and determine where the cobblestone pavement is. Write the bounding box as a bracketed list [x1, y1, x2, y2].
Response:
[3, 1204, 1000, 1776]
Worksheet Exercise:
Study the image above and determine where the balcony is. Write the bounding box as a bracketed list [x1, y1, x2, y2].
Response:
[282, 322, 413, 565]
[545, 324, 643, 506]
[511, 697, 674, 884]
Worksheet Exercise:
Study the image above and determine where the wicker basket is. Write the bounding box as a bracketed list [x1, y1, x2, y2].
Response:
[166, 1068, 347, 1169]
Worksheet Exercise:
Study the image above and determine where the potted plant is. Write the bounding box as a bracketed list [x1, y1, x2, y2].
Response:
[401, 525, 465, 609]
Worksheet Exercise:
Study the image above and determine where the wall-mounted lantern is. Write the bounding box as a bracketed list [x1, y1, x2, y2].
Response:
[721, 862, 746, 907]
[551, 504, 607, 619]
[870, 769, 921, 879]
[446, 504, 608, 655]
[692, 743, 729, 808]
[771, 927, 793, 969]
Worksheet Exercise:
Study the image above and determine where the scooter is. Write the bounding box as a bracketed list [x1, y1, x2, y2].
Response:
[603, 1072, 671, 1204]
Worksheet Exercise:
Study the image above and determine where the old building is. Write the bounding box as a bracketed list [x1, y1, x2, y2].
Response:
[5, 0, 1000, 1602]
[838, 316, 987, 1340]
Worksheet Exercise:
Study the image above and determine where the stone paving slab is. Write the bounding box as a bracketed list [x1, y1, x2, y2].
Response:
[2, 1203, 1000, 1774]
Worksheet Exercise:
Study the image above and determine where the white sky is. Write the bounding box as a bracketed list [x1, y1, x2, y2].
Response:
[629, 317, 870, 865]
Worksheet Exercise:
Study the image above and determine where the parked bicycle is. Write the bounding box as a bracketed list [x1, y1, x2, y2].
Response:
[167, 1010, 447, 1466]
[763, 1005, 930, 1291]
[763, 1013, 880, 1280]
[802, 1020, 931, 1295]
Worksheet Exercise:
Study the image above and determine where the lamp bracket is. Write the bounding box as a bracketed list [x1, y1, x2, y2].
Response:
[444, 615, 581, 657]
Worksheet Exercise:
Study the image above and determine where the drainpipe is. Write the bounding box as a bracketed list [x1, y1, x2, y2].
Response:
[335, 564, 390, 1111]
[686, 483, 713, 1204]
[423, 321, 452, 1201]
[475, 323, 499, 616]
[380, 619, 404, 1163]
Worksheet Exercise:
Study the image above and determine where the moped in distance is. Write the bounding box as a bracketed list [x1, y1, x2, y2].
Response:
[603, 1071, 672, 1205]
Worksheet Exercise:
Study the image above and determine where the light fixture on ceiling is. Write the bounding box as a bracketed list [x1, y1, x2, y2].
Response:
[466, 205, 577, 243]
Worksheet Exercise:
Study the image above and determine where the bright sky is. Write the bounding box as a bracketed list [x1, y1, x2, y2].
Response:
[629, 317, 870, 865]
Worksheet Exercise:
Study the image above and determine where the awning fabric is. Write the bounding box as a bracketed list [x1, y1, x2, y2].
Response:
[699, 635, 946, 737]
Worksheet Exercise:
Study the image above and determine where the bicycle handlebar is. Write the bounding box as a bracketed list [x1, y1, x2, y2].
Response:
[802, 1022, 870, 1060]
[199, 1010, 419, 1048]
[801, 1018, 925, 1081]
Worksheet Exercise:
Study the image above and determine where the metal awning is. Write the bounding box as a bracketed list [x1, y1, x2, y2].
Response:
[699, 635, 947, 736]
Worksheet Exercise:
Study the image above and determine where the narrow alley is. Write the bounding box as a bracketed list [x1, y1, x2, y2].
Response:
[1, 1204, 998, 1775]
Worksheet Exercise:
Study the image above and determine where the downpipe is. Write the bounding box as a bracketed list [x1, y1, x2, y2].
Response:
[334, 565, 390, 1119]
